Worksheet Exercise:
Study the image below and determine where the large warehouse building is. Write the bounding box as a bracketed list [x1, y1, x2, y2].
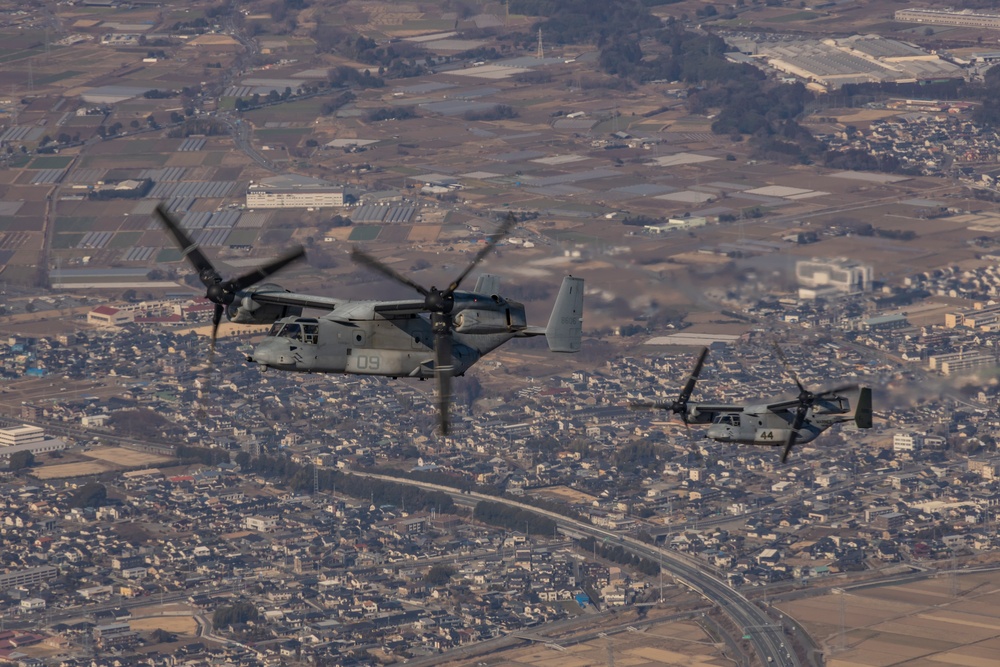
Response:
[796, 258, 873, 299]
[246, 175, 347, 209]
[895, 8, 1000, 30]
[0, 426, 66, 458]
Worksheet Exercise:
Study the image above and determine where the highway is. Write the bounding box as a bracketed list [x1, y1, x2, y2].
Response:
[352, 471, 797, 667]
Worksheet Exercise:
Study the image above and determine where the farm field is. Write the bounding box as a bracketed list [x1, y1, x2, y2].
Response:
[778, 571, 1000, 667]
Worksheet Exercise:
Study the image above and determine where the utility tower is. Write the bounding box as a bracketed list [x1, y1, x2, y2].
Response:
[536, 28, 544, 58]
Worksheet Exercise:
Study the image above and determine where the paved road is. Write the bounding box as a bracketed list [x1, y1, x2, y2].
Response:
[353, 471, 796, 667]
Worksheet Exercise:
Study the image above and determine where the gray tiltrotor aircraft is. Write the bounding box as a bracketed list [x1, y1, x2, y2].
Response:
[632, 347, 872, 462]
[155, 204, 583, 434]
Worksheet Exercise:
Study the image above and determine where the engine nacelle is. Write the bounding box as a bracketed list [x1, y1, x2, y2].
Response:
[229, 284, 302, 324]
[453, 307, 512, 334]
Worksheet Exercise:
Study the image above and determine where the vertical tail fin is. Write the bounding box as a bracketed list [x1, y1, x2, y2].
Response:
[546, 276, 584, 352]
[474, 274, 501, 295]
[854, 387, 873, 429]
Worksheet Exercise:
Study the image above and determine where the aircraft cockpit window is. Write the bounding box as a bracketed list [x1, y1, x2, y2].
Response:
[267, 323, 284, 337]
[302, 323, 319, 344]
[714, 414, 739, 426]
[274, 322, 302, 341]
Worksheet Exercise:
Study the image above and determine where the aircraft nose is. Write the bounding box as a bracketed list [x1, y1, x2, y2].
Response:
[251, 339, 295, 368]
[706, 425, 726, 440]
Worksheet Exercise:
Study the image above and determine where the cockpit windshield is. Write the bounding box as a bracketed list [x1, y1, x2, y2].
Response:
[267, 320, 319, 344]
[713, 414, 740, 426]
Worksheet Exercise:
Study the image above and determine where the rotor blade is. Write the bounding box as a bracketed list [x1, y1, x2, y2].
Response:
[772, 342, 807, 394]
[210, 303, 224, 351]
[433, 315, 453, 436]
[629, 400, 675, 411]
[780, 435, 797, 464]
[782, 403, 810, 464]
[677, 347, 709, 406]
[154, 203, 218, 280]
[230, 246, 307, 291]
[447, 212, 517, 294]
[819, 383, 859, 397]
[352, 248, 430, 297]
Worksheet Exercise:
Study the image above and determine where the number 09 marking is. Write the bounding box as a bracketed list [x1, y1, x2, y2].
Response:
[356, 355, 380, 370]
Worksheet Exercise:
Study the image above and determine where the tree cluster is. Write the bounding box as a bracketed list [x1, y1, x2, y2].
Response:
[423, 564, 455, 586]
[509, 0, 655, 46]
[166, 119, 228, 139]
[320, 91, 356, 116]
[69, 482, 108, 509]
[473, 500, 558, 536]
[365, 106, 418, 122]
[614, 441, 663, 471]
[108, 409, 173, 440]
[463, 105, 518, 121]
[212, 601, 259, 630]
[8, 451, 35, 472]
[177, 444, 231, 466]
[579, 537, 660, 576]
[621, 214, 664, 227]
[234, 451, 455, 512]
[327, 65, 385, 89]
[837, 222, 917, 241]
[316, 33, 429, 80]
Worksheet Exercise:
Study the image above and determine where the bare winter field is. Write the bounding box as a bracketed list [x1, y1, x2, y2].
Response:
[85, 447, 173, 467]
[778, 569, 1000, 667]
[32, 461, 111, 479]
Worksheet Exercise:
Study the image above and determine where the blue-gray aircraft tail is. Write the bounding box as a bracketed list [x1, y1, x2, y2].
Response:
[545, 276, 584, 352]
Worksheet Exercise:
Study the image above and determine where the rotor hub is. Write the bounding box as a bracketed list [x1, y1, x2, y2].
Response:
[426, 289, 453, 314]
[206, 282, 234, 305]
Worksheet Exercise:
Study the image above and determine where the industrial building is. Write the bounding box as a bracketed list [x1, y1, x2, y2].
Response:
[928, 351, 996, 375]
[0, 426, 66, 458]
[725, 34, 963, 91]
[895, 8, 1000, 30]
[246, 175, 347, 209]
[0, 566, 58, 592]
[87, 305, 135, 327]
[796, 258, 873, 299]
[0, 425, 44, 448]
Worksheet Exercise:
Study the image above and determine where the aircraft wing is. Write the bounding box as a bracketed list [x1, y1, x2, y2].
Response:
[373, 300, 430, 316]
[761, 398, 802, 413]
[763, 385, 855, 414]
[246, 291, 428, 319]
[245, 290, 345, 312]
[690, 403, 744, 414]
